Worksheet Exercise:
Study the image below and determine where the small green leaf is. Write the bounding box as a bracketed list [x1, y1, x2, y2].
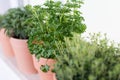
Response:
[40, 65, 50, 72]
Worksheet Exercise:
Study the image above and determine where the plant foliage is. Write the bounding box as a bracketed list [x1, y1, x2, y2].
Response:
[0, 15, 4, 28]
[28, 0, 86, 60]
[54, 33, 120, 80]
[2, 5, 33, 39]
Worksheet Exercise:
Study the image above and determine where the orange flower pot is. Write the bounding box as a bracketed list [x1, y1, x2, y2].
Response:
[32, 55, 56, 80]
[0, 28, 14, 57]
[10, 38, 37, 74]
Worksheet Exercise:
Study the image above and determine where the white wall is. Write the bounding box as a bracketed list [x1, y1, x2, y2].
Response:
[81, 0, 120, 43]
[0, 0, 18, 14]
[10, 0, 19, 8]
[0, 0, 11, 14]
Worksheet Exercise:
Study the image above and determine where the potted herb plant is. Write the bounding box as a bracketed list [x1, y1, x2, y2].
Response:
[2, 5, 37, 74]
[54, 33, 120, 80]
[28, 0, 86, 80]
[28, 4, 57, 80]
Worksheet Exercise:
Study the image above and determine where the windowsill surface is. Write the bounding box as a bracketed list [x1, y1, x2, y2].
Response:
[0, 44, 40, 80]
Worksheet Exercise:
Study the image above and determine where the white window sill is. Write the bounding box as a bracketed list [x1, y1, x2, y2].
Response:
[0, 45, 40, 80]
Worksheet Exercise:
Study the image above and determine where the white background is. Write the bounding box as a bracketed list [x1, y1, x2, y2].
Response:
[0, 0, 120, 80]
[82, 0, 120, 43]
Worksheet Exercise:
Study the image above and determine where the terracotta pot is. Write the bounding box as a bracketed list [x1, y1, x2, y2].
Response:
[10, 38, 37, 74]
[32, 55, 56, 80]
[0, 28, 14, 57]
[32, 55, 39, 70]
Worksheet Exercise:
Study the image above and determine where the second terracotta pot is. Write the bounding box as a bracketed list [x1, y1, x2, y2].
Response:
[32, 55, 56, 80]
[0, 29, 14, 57]
[10, 38, 37, 74]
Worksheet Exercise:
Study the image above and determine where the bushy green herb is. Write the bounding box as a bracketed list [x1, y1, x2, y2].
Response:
[2, 5, 33, 39]
[28, 0, 86, 72]
[28, 0, 86, 60]
[54, 33, 120, 80]
[40, 64, 50, 72]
